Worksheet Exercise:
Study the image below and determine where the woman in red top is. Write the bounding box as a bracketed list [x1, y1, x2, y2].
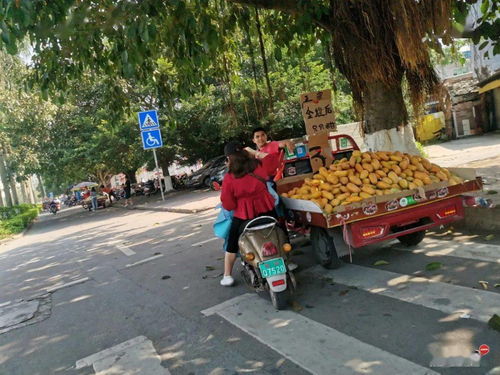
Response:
[220, 141, 280, 286]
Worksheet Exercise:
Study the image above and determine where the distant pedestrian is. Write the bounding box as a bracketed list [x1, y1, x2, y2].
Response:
[82, 188, 90, 200]
[124, 175, 133, 207]
[90, 187, 98, 211]
[101, 184, 115, 205]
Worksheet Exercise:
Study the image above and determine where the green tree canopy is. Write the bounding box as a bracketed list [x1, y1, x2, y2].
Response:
[0, 0, 497, 187]
[0, 1, 496, 134]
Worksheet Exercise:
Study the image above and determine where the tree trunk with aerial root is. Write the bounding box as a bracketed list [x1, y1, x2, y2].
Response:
[230, 0, 453, 155]
[363, 81, 419, 154]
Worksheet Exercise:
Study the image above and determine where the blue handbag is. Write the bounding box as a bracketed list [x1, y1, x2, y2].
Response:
[213, 204, 233, 239]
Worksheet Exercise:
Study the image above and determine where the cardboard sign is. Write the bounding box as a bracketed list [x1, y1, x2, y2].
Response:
[307, 131, 334, 172]
[300, 89, 336, 135]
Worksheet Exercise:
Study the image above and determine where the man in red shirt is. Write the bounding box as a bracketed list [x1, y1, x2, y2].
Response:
[247, 128, 299, 271]
[250, 127, 295, 159]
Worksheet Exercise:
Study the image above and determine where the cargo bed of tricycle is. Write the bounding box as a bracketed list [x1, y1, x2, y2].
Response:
[275, 133, 483, 266]
[278, 172, 482, 230]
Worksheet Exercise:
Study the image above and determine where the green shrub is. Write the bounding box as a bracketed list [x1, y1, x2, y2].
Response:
[0, 203, 39, 220]
[0, 204, 40, 239]
[415, 141, 429, 158]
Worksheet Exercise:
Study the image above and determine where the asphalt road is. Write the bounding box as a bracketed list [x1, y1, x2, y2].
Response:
[0, 202, 499, 375]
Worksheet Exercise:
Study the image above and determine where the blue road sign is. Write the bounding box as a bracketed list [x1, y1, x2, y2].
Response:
[141, 129, 163, 150]
[138, 110, 159, 130]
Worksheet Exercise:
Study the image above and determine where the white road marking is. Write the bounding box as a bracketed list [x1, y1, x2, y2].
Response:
[76, 335, 170, 374]
[191, 237, 218, 247]
[306, 265, 500, 323]
[393, 238, 500, 263]
[203, 294, 438, 375]
[46, 277, 90, 293]
[125, 254, 163, 268]
[116, 244, 136, 256]
[486, 366, 500, 375]
[0, 301, 12, 308]
[86, 240, 119, 252]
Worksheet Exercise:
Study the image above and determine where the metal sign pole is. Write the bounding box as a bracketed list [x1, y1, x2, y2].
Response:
[152, 148, 165, 201]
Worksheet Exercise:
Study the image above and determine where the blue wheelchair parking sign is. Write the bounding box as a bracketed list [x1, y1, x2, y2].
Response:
[141, 129, 163, 150]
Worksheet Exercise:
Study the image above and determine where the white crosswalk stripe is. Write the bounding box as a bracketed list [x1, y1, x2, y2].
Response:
[116, 244, 136, 256]
[203, 294, 438, 375]
[201, 237, 499, 375]
[76, 336, 170, 374]
[305, 264, 500, 323]
[392, 237, 500, 263]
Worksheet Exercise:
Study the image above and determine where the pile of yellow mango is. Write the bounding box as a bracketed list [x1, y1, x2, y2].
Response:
[281, 150, 464, 214]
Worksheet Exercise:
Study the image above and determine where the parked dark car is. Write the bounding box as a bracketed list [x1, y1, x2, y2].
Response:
[209, 164, 228, 189]
[186, 155, 226, 188]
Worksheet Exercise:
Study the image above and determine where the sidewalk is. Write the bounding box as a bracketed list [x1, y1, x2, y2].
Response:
[126, 189, 220, 214]
[426, 134, 500, 232]
[425, 132, 500, 168]
[456, 155, 500, 232]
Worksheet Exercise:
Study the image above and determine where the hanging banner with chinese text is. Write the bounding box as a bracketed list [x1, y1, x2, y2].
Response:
[300, 89, 336, 135]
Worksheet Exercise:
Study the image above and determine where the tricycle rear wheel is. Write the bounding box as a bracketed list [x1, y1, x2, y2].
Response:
[397, 230, 426, 247]
[311, 227, 342, 269]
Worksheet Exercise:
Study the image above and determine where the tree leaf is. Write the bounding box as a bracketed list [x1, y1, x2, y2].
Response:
[425, 262, 442, 271]
[41, 88, 48, 101]
[479, 41, 489, 50]
[1, 30, 11, 45]
[206, 28, 218, 50]
[478, 280, 489, 290]
[142, 26, 149, 43]
[291, 300, 303, 312]
[373, 260, 389, 266]
[472, 32, 481, 45]
[480, 0, 490, 15]
[488, 314, 500, 332]
[121, 50, 128, 64]
[493, 43, 500, 56]
[274, 46, 282, 61]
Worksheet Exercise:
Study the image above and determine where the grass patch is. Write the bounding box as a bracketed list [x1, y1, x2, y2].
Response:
[415, 141, 429, 158]
[0, 204, 41, 239]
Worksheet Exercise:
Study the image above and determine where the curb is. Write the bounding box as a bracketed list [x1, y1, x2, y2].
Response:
[456, 206, 500, 232]
[117, 205, 215, 214]
[0, 220, 36, 245]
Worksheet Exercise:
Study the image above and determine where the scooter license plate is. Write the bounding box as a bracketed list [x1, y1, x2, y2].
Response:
[258, 258, 286, 278]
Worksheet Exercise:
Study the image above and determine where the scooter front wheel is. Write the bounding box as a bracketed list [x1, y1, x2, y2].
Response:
[269, 289, 288, 310]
